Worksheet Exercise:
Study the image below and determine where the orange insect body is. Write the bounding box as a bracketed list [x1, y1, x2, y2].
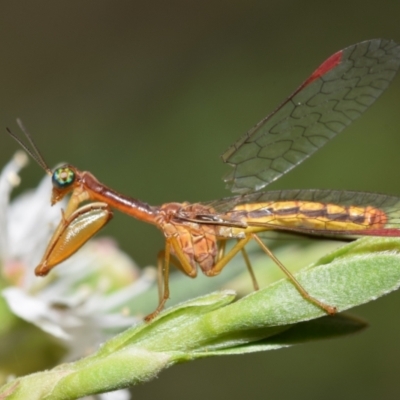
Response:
[8, 39, 400, 321]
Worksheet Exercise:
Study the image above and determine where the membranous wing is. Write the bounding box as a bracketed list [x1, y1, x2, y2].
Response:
[205, 189, 400, 236]
[222, 39, 400, 194]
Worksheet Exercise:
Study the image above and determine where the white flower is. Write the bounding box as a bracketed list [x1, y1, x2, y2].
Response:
[0, 152, 155, 361]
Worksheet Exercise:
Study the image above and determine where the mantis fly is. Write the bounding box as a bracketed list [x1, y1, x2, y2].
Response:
[8, 39, 400, 321]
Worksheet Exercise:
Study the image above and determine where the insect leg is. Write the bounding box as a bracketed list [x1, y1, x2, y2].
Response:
[214, 238, 259, 289]
[156, 250, 164, 302]
[156, 250, 192, 301]
[145, 236, 197, 322]
[145, 240, 172, 322]
[252, 234, 336, 315]
[240, 243, 259, 290]
[35, 202, 112, 276]
[217, 239, 226, 261]
[204, 235, 253, 276]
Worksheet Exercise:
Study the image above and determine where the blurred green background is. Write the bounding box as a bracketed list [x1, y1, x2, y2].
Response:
[1, 1, 400, 399]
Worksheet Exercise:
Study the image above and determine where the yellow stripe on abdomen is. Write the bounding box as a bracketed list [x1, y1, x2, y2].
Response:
[229, 201, 388, 233]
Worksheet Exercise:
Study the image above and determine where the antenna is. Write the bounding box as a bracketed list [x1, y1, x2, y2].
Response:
[6, 119, 52, 175]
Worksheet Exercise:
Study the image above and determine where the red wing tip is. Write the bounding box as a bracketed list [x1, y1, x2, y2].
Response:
[304, 49, 343, 87]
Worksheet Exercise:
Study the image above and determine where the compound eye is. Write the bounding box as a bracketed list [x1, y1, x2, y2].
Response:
[52, 167, 76, 189]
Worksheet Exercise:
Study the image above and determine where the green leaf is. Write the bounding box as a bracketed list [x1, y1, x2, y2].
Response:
[1, 236, 400, 399]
